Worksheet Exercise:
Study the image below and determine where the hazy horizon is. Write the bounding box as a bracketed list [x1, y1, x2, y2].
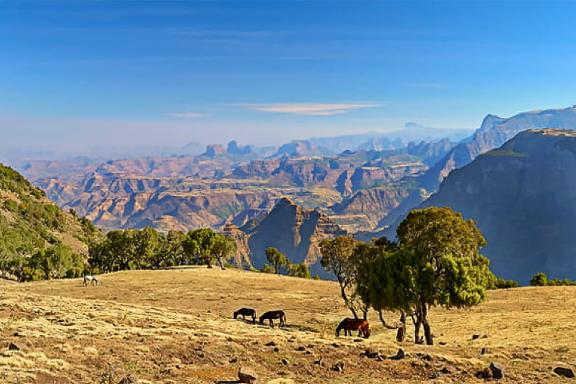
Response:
[3, 1, 576, 152]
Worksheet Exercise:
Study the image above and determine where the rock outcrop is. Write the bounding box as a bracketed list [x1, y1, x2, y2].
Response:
[246, 198, 346, 276]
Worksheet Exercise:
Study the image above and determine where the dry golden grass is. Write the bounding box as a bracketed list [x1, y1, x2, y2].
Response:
[0, 268, 575, 383]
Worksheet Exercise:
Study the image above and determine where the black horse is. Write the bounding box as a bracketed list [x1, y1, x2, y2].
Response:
[259, 310, 286, 328]
[234, 308, 257, 324]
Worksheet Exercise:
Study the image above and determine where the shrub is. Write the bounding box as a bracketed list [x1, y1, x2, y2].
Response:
[494, 278, 519, 289]
[530, 272, 548, 286]
[261, 264, 275, 274]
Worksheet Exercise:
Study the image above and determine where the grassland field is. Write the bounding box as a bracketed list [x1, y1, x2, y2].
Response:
[0, 267, 575, 383]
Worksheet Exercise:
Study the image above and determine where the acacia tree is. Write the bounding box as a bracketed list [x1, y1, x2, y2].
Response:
[265, 247, 288, 274]
[395, 207, 492, 345]
[320, 236, 367, 319]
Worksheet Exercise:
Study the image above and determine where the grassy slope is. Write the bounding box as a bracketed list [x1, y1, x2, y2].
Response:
[0, 268, 575, 383]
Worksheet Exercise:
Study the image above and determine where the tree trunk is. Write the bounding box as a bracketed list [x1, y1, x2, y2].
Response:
[216, 256, 225, 270]
[421, 303, 433, 345]
[396, 311, 407, 342]
[340, 285, 358, 319]
[413, 312, 423, 344]
[377, 309, 401, 330]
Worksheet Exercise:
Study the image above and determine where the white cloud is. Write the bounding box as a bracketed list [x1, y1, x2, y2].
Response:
[241, 103, 378, 116]
[166, 112, 208, 118]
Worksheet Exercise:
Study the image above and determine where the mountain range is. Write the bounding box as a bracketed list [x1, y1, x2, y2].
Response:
[5, 106, 576, 282]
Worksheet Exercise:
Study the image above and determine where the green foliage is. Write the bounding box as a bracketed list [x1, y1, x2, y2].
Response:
[89, 227, 237, 273]
[319, 236, 366, 319]
[529, 272, 576, 286]
[493, 277, 519, 289]
[0, 163, 104, 281]
[27, 244, 85, 280]
[530, 272, 548, 286]
[356, 207, 493, 345]
[287, 262, 311, 278]
[265, 247, 288, 274]
[261, 264, 275, 274]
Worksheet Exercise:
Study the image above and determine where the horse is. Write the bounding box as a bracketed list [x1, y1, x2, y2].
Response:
[336, 318, 370, 338]
[234, 308, 257, 324]
[259, 310, 286, 328]
[83, 275, 99, 286]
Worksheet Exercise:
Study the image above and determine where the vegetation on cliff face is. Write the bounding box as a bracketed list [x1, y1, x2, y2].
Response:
[0, 163, 102, 281]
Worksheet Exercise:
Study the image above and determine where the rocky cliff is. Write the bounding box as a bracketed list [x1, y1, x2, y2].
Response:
[245, 198, 346, 276]
[421, 129, 576, 282]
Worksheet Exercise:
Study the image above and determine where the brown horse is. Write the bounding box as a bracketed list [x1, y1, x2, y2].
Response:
[336, 318, 370, 338]
[259, 310, 286, 328]
[234, 308, 257, 324]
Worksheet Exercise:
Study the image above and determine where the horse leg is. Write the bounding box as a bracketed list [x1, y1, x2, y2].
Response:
[270, 319, 274, 328]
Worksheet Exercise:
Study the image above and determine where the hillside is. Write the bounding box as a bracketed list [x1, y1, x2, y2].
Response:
[0, 268, 575, 383]
[0, 163, 102, 278]
[420, 129, 576, 282]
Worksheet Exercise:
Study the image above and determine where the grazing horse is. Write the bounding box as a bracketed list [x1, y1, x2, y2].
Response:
[234, 308, 257, 324]
[259, 310, 286, 328]
[336, 318, 370, 338]
[83, 275, 99, 286]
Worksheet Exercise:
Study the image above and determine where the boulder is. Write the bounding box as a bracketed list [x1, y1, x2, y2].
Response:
[8, 342, 21, 351]
[554, 366, 575, 378]
[489, 362, 504, 379]
[332, 361, 345, 372]
[238, 366, 258, 384]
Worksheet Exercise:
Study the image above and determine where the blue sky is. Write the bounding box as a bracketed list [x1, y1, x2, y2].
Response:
[2, 0, 576, 151]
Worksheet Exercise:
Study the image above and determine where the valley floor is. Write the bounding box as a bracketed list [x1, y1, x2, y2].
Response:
[0, 268, 575, 383]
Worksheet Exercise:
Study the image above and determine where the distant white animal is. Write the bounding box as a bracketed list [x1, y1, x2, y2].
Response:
[83, 275, 99, 286]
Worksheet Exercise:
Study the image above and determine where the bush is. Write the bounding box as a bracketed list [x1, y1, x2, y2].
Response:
[530, 272, 548, 286]
[287, 263, 311, 278]
[261, 264, 275, 274]
[494, 278, 519, 289]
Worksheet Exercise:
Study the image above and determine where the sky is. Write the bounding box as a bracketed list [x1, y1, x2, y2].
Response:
[2, 0, 576, 152]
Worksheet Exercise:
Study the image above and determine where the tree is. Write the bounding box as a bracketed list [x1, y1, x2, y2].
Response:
[530, 272, 548, 286]
[211, 233, 237, 270]
[134, 227, 161, 269]
[185, 228, 218, 267]
[319, 236, 365, 319]
[394, 207, 492, 345]
[354, 239, 408, 340]
[265, 247, 288, 274]
[287, 262, 311, 278]
[161, 230, 186, 266]
[28, 243, 85, 280]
